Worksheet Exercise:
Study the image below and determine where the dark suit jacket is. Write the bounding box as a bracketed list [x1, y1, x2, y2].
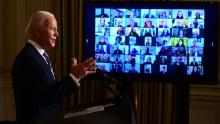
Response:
[12, 43, 78, 124]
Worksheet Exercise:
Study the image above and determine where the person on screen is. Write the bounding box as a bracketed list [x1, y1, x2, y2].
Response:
[190, 57, 199, 66]
[127, 19, 138, 27]
[115, 56, 122, 64]
[192, 19, 199, 28]
[160, 56, 167, 64]
[144, 20, 155, 28]
[162, 39, 168, 46]
[117, 27, 124, 36]
[113, 64, 122, 72]
[158, 46, 167, 56]
[96, 54, 104, 62]
[114, 36, 124, 45]
[158, 20, 168, 28]
[127, 9, 140, 18]
[130, 47, 138, 56]
[192, 30, 199, 38]
[96, 45, 106, 54]
[190, 47, 198, 56]
[176, 39, 186, 55]
[98, 36, 107, 45]
[144, 47, 152, 55]
[195, 12, 201, 19]
[129, 65, 138, 74]
[116, 20, 123, 27]
[98, 18, 108, 27]
[192, 39, 197, 47]
[173, 21, 181, 28]
[190, 40, 198, 56]
[145, 28, 156, 37]
[100, 64, 108, 72]
[160, 66, 167, 75]
[145, 56, 152, 64]
[12, 11, 96, 124]
[144, 65, 151, 74]
[176, 39, 185, 47]
[176, 11, 184, 19]
[113, 46, 123, 54]
[174, 56, 185, 66]
[144, 9, 155, 18]
[128, 28, 139, 37]
[181, 21, 188, 28]
[113, 10, 123, 18]
[191, 66, 200, 76]
[160, 28, 170, 37]
[158, 11, 167, 18]
[178, 29, 186, 38]
[125, 54, 135, 65]
[145, 38, 152, 46]
[104, 28, 110, 36]
[98, 8, 109, 18]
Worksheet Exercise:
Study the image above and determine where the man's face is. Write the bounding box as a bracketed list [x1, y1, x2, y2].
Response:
[37, 16, 59, 49]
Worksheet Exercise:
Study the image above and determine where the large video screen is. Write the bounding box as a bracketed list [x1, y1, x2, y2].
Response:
[83, 2, 218, 83]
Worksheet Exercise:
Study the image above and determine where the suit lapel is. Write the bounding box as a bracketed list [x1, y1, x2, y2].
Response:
[25, 43, 56, 81]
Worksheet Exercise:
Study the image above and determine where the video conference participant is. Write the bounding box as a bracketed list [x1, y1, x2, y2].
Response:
[178, 29, 187, 38]
[97, 8, 109, 18]
[128, 64, 139, 74]
[98, 36, 108, 45]
[158, 46, 167, 56]
[144, 47, 152, 55]
[144, 64, 151, 74]
[114, 36, 125, 45]
[111, 9, 123, 18]
[195, 12, 202, 19]
[144, 20, 155, 28]
[97, 18, 108, 27]
[126, 9, 140, 18]
[113, 45, 123, 54]
[160, 65, 167, 75]
[175, 39, 186, 55]
[125, 54, 136, 65]
[12, 11, 96, 124]
[143, 9, 155, 18]
[128, 28, 139, 37]
[159, 28, 170, 37]
[127, 19, 138, 27]
[176, 10, 184, 19]
[160, 56, 167, 64]
[112, 64, 123, 72]
[96, 45, 106, 54]
[191, 66, 200, 76]
[189, 57, 199, 66]
[173, 56, 186, 66]
[158, 19, 169, 28]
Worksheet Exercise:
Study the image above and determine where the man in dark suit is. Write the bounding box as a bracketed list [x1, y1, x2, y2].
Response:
[12, 11, 96, 124]
[113, 46, 123, 54]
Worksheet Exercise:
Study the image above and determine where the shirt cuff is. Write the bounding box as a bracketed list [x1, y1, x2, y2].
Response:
[69, 73, 80, 87]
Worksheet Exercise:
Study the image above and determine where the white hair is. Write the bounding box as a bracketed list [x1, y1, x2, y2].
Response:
[25, 11, 54, 37]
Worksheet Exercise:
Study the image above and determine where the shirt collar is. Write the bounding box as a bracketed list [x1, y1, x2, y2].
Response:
[28, 39, 45, 55]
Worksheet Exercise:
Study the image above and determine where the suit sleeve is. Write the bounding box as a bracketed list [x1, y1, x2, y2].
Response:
[59, 74, 79, 96]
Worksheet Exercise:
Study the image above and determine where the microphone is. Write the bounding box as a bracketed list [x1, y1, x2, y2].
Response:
[96, 68, 121, 85]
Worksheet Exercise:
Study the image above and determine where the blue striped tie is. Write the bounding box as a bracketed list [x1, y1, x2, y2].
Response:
[43, 52, 55, 79]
